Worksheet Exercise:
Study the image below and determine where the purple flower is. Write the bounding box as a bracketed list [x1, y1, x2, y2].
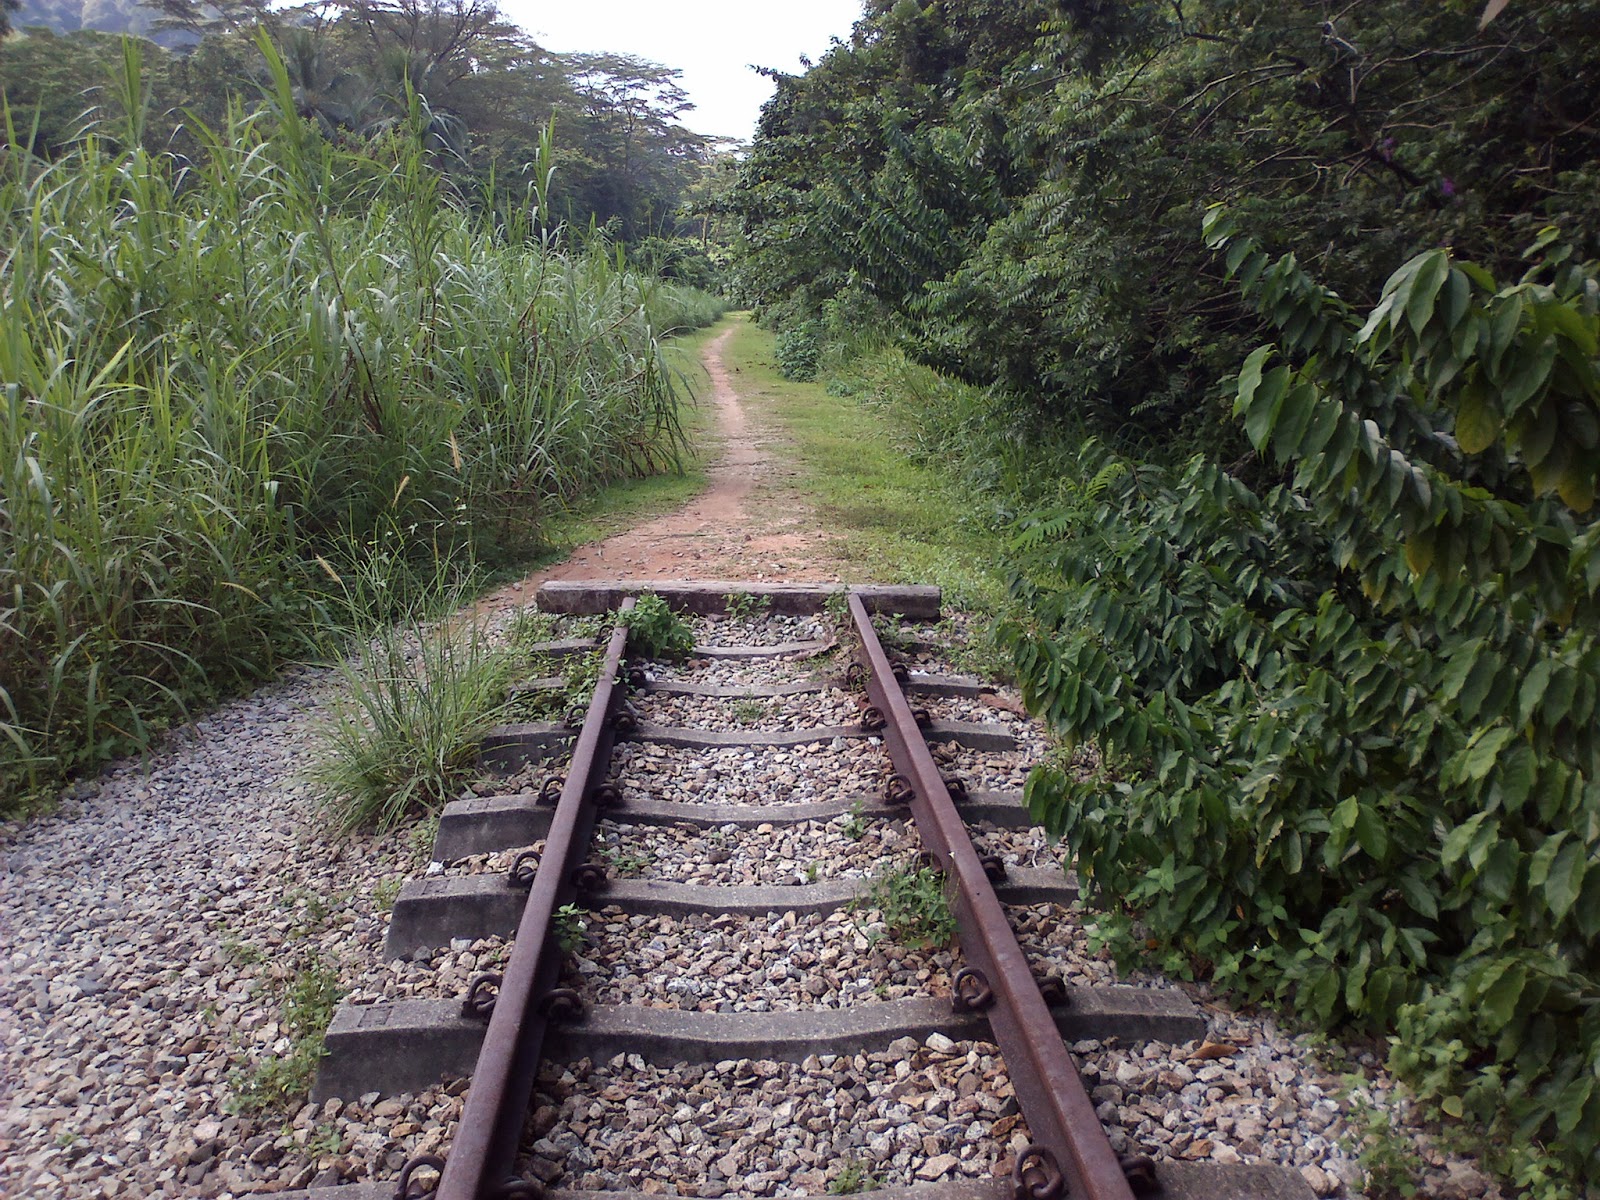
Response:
[1440, 176, 1456, 197]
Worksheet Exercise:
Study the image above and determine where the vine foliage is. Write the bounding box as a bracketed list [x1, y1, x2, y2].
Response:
[1005, 215, 1600, 1191]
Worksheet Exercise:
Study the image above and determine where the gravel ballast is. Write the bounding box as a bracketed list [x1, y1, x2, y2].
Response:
[0, 603, 1505, 1199]
[570, 907, 960, 1012]
[612, 741, 889, 807]
[594, 817, 916, 885]
[635, 688, 862, 733]
[521, 1037, 1030, 1197]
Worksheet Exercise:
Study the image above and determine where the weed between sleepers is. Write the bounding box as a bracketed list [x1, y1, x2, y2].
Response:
[852, 863, 957, 950]
[621, 594, 695, 660]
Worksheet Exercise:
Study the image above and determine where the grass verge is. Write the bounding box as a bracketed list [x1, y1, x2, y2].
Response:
[719, 320, 1009, 613]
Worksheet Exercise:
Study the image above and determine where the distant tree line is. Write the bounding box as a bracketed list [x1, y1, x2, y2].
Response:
[0, 0, 735, 270]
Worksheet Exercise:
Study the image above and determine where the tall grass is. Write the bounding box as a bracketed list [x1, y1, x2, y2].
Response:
[0, 38, 723, 810]
[311, 562, 515, 834]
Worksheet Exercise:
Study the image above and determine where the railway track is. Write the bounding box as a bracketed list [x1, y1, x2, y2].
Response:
[277, 582, 1312, 1200]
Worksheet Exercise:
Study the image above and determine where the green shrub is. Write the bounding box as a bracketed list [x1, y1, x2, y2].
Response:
[854, 864, 956, 949]
[621, 593, 694, 660]
[776, 322, 822, 381]
[1005, 217, 1600, 1192]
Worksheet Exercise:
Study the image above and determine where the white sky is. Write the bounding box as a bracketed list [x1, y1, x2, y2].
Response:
[498, 0, 866, 143]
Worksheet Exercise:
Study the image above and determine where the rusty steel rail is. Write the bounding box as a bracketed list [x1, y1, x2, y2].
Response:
[846, 592, 1140, 1200]
[412, 599, 636, 1200]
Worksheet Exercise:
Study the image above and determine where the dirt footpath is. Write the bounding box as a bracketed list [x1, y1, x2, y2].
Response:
[480, 322, 851, 614]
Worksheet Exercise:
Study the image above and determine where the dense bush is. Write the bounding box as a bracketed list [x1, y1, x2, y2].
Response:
[1004, 219, 1599, 1192]
[0, 41, 723, 810]
[734, 0, 1600, 448]
[775, 322, 822, 382]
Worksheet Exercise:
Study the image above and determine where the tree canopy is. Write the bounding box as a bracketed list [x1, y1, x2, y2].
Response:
[0, 0, 726, 244]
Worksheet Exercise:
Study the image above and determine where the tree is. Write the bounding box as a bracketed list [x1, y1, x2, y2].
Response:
[560, 52, 707, 239]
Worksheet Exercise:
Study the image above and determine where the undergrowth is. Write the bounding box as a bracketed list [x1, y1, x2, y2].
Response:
[621, 593, 695, 660]
[311, 559, 513, 833]
[0, 38, 721, 814]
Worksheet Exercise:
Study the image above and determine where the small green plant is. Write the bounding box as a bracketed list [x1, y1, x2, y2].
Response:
[725, 592, 772, 621]
[307, 1122, 345, 1157]
[223, 938, 267, 966]
[373, 877, 403, 912]
[563, 651, 604, 704]
[730, 699, 769, 724]
[841, 800, 869, 841]
[829, 1161, 880, 1195]
[55, 1130, 78, 1149]
[776, 321, 822, 381]
[1343, 1092, 1423, 1199]
[505, 609, 561, 656]
[554, 903, 587, 953]
[822, 591, 852, 629]
[853, 864, 957, 948]
[601, 845, 652, 875]
[410, 814, 441, 867]
[805, 861, 821, 883]
[227, 954, 341, 1114]
[621, 593, 695, 660]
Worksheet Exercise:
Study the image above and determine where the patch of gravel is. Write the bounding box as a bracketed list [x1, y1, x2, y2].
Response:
[202, 1085, 465, 1192]
[1008, 903, 1171, 990]
[595, 817, 917, 885]
[521, 1037, 1030, 1196]
[931, 742, 1036, 794]
[688, 613, 831, 648]
[635, 687, 862, 732]
[459, 758, 565, 801]
[568, 908, 959, 1011]
[612, 740, 888, 807]
[971, 823, 1071, 870]
[441, 840, 545, 877]
[917, 691, 1031, 728]
[644, 654, 843, 689]
[1076, 1010, 1508, 1197]
[344, 936, 514, 1007]
[0, 665, 427, 1198]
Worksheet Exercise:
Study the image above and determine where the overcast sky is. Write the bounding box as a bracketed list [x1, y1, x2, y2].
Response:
[497, 1, 866, 143]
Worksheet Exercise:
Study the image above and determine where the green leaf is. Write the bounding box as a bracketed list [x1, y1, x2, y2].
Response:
[1439, 642, 1482, 702]
[1497, 744, 1538, 812]
[1243, 366, 1291, 448]
[1517, 657, 1556, 723]
[1556, 1075, 1595, 1134]
[1396, 872, 1439, 920]
[1528, 832, 1568, 889]
[1404, 531, 1435, 576]
[1479, 961, 1526, 1029]
[1454, 379, 1501, 455]
[1354, 804, 1389, 861]
[1272, 381, 1319, 461]
[1545, 840, 1587, 921]
[1331, 794, 1359, 832]
[1235, 345, 1273, 416]
[1405, 250, 1450, 336]
[1442, 812, 1488, 868]
[1556, 460, 1596, 513]
[1461, 726, 1516, 781]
